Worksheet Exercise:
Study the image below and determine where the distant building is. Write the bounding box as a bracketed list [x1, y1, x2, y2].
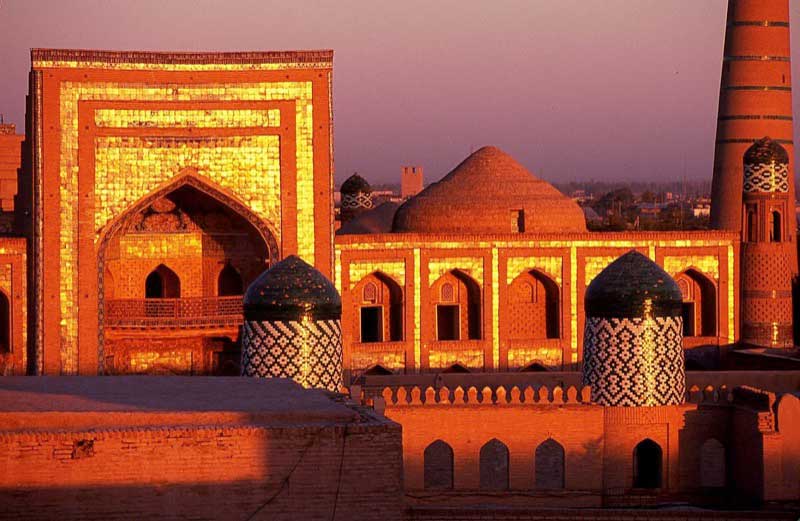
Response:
[401, 166, 424, 199]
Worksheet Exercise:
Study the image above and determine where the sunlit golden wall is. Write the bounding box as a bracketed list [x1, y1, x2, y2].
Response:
[31, 49, 333, 374]
[336, 232, 739, 377]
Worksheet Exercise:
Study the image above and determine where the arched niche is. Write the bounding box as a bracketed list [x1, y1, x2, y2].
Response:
[431, 269, 481, 341]
[675, 269, 717, 337]
[508, 269, 560, 340]
[353, 272, 404, 343]
[97, 173, 279, 372]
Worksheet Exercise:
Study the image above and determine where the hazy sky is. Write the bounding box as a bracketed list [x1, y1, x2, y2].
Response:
[1, 0, 799, 186]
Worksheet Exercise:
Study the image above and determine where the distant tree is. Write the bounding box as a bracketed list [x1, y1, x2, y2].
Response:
[640, 191, 657, 203]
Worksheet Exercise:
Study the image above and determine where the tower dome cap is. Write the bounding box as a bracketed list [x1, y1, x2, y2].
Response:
[744, 137, 789, 165]
[341, 173, 372, 193]
[244, 255, 341, 321]
[585, 250, 682, 318]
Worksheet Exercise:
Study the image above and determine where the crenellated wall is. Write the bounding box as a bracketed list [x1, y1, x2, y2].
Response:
[361, 382, 800, 508]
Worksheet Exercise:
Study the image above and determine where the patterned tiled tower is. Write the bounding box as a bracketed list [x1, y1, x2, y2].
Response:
[241, 255, 343, 391]
[740, 138, 794, 347]
[582, 251, 686, 406]
[711, 0, 795, 238]
[340, 173, 374, 224]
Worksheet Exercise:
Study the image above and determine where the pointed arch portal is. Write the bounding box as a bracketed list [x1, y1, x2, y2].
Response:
[98, 173, 280, 373]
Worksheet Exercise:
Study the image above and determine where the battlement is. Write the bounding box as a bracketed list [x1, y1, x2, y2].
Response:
[377, 384, 593, 409]
[360, 383, 779, 414]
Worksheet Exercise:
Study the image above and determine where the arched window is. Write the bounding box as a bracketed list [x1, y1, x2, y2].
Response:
[358, 273, 404, 344]
[217, 264, 243, 296]
[676, 269, 716, 337]
[440, 282, 454, 302]
[424, 440, 454, 490]
[435, 270, 481, 342]
[508, 270, 560, 340]
[479, 439, 509, 490]
[363, 282, 378, 303]
[700, 438, 725, 488]
[746, 209, 757, 242]
[633, 439, 662, 489]
[770, 210, 782, 242]
[145, 264, 180, 299]
[535, 438, 565, 489]
[0, 291, 9, 353]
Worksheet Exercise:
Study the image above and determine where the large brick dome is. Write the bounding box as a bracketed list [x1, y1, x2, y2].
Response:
[391, 146, 587, 234]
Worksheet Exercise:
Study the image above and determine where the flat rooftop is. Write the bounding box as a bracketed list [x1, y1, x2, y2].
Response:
[0, 376, 357, 431]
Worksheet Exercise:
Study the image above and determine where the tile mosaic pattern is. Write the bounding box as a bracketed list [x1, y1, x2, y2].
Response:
[582, 316, 685, 406]
[341, 193, 375, 210]
[743, 162, 789, 193]
[241, 319, 343, 392]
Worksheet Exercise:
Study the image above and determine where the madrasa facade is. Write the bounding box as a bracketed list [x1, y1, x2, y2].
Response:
[0, 0, 796, 380]
[2, 1, 800, 518]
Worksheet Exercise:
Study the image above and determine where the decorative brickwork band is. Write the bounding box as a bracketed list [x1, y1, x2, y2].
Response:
[743, 162, 789, 192]
[341, 193, 375, 210]
[241, 319, 343, 392]
[582, 316, 686, 406]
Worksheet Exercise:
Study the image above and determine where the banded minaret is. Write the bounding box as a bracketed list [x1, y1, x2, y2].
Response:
[710, 0, 795, 237]
[740, 138, 794, 347]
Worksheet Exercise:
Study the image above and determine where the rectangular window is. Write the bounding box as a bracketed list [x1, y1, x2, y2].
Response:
[437, 305, 460, 341]
[360, 306, 383, 343]
[510, 210, 525, 233]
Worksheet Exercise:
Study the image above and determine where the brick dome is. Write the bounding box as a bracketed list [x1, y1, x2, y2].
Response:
[244, 255, 341, 321]
[391, 146, 586, 234]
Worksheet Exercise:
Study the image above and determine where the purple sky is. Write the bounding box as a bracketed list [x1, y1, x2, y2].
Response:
[1, 0, 799, 186]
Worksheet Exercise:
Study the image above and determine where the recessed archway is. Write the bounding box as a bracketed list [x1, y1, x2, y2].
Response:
[97, 173, 279, 374]
[675, 269, 717, 338]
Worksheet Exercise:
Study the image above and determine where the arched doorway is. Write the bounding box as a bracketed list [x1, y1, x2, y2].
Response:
[0, 291, 9, 353]
[633, 439, 662, 489]
[98, 175, 278, 374]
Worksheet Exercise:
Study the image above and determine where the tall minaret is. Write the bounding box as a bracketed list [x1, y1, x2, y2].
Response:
[740, 138, 794, 347]
[710, 0, 795, 236]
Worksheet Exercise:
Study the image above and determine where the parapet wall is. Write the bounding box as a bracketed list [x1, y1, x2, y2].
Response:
[0, 419, 403, 521]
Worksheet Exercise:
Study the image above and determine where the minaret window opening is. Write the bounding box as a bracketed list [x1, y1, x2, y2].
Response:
[770, 210, 782, 242]
[0, 291, 9, 353]
[746, 209, 757, 242]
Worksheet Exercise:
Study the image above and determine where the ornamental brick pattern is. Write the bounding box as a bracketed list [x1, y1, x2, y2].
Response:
[241, 318, 343, 391]
[582, 316, 686, 407]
